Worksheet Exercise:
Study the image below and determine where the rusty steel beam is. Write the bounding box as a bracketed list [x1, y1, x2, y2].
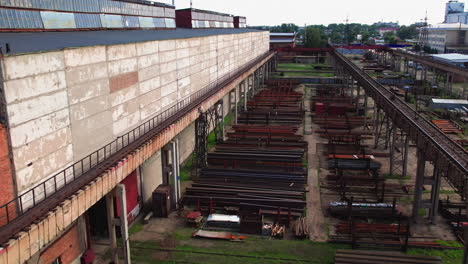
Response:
[332, 50, 468, 198]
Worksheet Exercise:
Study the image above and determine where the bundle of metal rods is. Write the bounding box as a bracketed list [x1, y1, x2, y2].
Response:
[335, 222, 408, 235]
[182, 83, 306, 215]
[238, 87, 304, 125]
[328, 202, 400, 219]
[313, 116, 371, 130]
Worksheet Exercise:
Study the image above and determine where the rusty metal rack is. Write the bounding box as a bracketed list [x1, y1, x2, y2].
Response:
[182, 80, 306, 217]
[332, 49, 468, 201]
[439, 199, 467, 243]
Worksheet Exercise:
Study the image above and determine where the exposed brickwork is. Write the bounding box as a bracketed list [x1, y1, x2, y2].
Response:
[0, 124, 16, 227]
[109, 71, 139, 93]
[39, 224, 82, 264]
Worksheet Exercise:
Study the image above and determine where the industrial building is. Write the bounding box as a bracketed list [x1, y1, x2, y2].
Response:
[269, 32, 297, 49]
[445, 0, 468, 24]
[0, 1, 270, 263]
[0, 1, 468, 264]
[420, 23, 468, 54]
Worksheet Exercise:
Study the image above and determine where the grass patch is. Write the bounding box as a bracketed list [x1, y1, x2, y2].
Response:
[129, 222, 144, 235]
[407, 247, 463, 264]
[440, 189, 457, 195]
[173, 228, 194, 241]
[180, 154, 194, 182]
[275, 72, 335, 78]
[130, 233, 350, 264]
[172, 239, 348, 264]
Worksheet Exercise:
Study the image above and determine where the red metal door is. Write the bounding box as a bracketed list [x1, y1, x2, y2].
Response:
[116, 170, 139, 224]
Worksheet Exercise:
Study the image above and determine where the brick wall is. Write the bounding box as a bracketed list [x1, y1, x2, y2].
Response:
[0, 124, 16, 227]
[39, 224, 82, 264]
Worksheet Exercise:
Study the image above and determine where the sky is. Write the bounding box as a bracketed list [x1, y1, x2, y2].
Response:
[157, 0, 453, 26]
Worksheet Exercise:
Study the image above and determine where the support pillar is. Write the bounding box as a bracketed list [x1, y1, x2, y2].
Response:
[171, 140, 181, 206]
[429, 167, 441, 224]
[412, 149, 426, 223]
[106, 190, 119, 264]
[116, 184, 131, 264]
[241, 80, 247, 112]
[356, 85, 361, 114]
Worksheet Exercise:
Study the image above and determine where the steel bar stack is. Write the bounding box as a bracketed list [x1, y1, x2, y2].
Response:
[313, 83, 413, 249]
[183, 81, 307, 217]
[238, 83, 304, 125]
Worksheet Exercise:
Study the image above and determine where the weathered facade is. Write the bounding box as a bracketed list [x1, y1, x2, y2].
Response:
[0, 25, 271, 263]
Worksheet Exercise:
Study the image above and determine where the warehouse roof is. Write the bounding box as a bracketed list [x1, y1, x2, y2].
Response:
[432, 53, 468, 63]
[431, 98, 468, 104]
[270, 32, 296, 37]
[270, 39, 295, 43]
[0, 28, 264, 56]
[426, 23, 468, 30]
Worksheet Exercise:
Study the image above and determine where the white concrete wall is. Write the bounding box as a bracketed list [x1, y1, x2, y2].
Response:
[0, 31, 270, 195]
[140, 150, 162, 207]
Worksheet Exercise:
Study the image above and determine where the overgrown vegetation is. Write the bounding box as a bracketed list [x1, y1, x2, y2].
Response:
[130, 238, 350, 264]
[407, 247, 463, 264]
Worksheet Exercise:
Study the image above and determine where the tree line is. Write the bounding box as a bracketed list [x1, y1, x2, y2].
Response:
[252, 22, 423, 48]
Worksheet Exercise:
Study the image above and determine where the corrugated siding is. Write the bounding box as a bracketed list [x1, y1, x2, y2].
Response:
[100, 14, 123, 28]
[122, 15, 139, 28]
[153, 17, 165, 28]
[74, 13, 101, 28]
[0, 1, 177, 30]
[40, 11, 76, 29]
[0, 8, 43, 29]
[139, 17, 154, 28]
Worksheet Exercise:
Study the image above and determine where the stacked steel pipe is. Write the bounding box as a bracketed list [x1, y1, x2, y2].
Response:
[183, 81, 306, 216]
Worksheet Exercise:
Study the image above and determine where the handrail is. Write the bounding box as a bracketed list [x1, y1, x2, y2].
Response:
[0, 50, 274, 243]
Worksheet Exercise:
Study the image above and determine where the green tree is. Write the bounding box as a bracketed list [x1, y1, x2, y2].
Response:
[304, 26, 327, 48]
[384, 32, 398, 45]
[330, 32, 342, 44]
[397, 25, 418, 40]
[362, 31, 371, 43]
[270, 23, 299, 33]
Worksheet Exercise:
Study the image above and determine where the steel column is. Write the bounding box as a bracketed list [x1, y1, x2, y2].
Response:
[106, 190, 119, 264]
[412, 149, 426, 223]
[429, 167, 441, 224]
[116, 184, 131, 264]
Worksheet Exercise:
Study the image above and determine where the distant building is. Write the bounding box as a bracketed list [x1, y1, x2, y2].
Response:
[420, 23, 468, 54]
[445, 0, 468, 23]
[378, 27, 399, 37]
[373, 22, 399, 28]
[270, 32, 297, 49]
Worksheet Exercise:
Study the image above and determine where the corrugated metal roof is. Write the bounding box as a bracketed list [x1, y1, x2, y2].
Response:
[270, 39, 295, 43]
[270, 32, 296, 36]
[432, 53, 468, 62]
[0, 28, 264, 55]
[431, 98, 468, 104]
[427, 23, 468, 30]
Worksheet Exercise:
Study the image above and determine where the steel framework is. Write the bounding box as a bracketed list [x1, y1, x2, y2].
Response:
[194, 100, 224, 170]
